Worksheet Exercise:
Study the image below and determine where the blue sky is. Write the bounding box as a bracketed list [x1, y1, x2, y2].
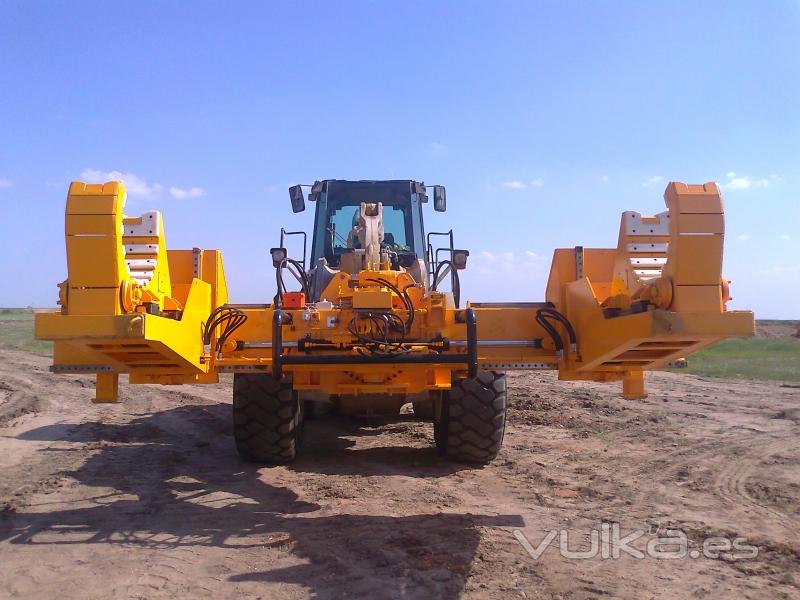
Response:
[1, 1, 797, 318]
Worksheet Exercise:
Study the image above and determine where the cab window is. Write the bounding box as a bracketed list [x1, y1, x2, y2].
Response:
[317, 181, 416, 267]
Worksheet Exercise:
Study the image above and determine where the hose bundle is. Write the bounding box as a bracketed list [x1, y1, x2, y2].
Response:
[348, 278, 417, 355]
[203, 306, 247, 357]
[536, 307, 577, 356]
[365, 278, 415, 333]
[347, 311, 409, 355]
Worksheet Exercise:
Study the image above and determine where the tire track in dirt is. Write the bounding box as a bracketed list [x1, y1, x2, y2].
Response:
[714, 438, 800, 533]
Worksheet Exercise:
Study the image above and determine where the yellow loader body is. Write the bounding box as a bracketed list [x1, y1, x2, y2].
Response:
[36, 180, 753, 405]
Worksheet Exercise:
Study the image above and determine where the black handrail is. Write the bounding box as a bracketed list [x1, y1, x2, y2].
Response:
[279, 228, 308, 270]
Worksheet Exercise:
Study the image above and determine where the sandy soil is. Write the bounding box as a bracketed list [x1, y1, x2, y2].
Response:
[0, 348, 798, 599]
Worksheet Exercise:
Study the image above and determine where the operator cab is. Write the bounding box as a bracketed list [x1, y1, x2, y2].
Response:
[312, 180, 426, 271]
[281, 179, 463, 303]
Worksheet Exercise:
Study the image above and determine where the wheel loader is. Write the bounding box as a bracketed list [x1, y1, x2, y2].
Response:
[35, 178, 754, 463]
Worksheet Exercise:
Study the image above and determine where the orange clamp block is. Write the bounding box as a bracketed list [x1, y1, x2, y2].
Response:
[282, 292, 306, 309]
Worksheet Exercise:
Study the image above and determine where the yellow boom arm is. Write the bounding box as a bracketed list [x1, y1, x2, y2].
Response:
[35, 181, 228, 400]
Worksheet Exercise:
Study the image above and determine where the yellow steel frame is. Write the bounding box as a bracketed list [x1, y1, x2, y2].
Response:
[35, 180, 754, 402]
[36, 181, 228, 401]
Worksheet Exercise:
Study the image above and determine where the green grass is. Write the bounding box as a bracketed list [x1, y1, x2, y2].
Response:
[0, 307, 40, 320]
[686, 336, 800, 382]
[0, 309, 53, 355]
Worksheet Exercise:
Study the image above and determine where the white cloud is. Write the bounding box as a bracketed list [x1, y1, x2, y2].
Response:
[726, 177, 768, 190]
[472, 249, 547, 276]
[736, 234, 750, 241]
[723, 171, 775, 190]
[81, 168, 163, 198]
[502, 179, 544, 190]
[80, 168, 205, 200]
[779, 234, 791, 240]
[0, 178, 12, 189]
[726, 177, 752, 190]
[642, 176, 664, 188]
[525, 250, 546, 261]
[502, 180, 527, 190]
[762, 264, 800, 276]
[169, 186, 205, 199]
[427, 142, 447, 156]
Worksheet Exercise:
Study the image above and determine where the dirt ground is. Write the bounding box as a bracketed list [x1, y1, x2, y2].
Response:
[0, 348, 798, 599]
[753, 321, 799, 339]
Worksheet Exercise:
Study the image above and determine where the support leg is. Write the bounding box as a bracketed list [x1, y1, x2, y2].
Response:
[94, 372, 119, 403]
[622, 371, 647, 400]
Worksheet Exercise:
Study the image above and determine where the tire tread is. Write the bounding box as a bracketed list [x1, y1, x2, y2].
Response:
[435, 370, 506, 463]
[232, 374, 302, 464]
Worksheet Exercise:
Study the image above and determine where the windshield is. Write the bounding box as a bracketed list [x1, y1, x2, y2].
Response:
[313, 181, 418, 267]
[329, 205, 410, 251]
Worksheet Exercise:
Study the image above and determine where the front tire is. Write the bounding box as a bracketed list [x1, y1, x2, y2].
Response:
[412, 394, 437, 420]
[434, 370, 507, 463]
[232, 373, 303, 464]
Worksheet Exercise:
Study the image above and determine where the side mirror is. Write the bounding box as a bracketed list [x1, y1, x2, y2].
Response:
[270, 247, 287, 267]
[289, 185, 306, 213]
[452, 249, 469, 270]
[433, 185, 446, 212]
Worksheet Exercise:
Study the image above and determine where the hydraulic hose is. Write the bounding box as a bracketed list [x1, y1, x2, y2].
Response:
[536, 307, 577, 356]
[535, 311, 564, 355]
[366, 278, 415, 333]
[537, 308, 576, 345]
[275, 258, 310, 307]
